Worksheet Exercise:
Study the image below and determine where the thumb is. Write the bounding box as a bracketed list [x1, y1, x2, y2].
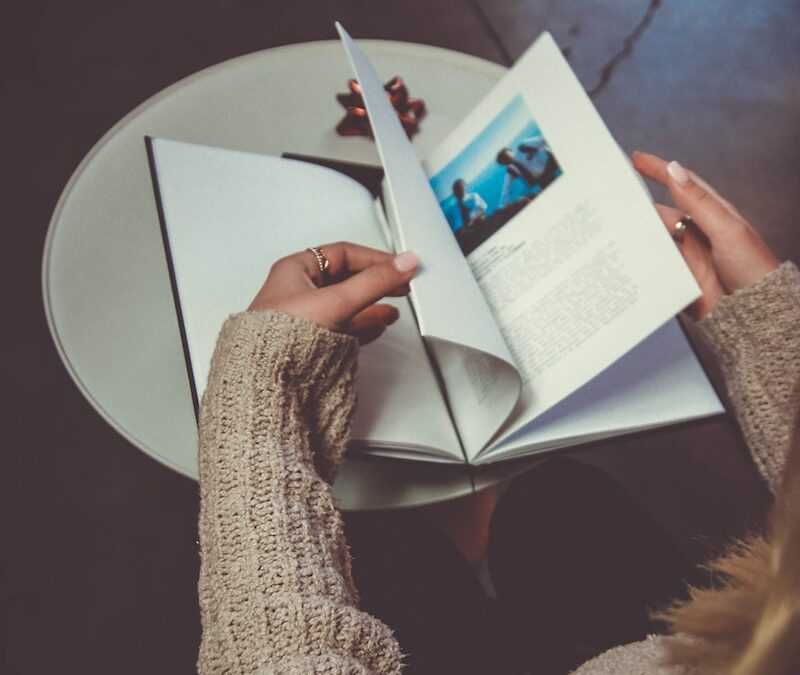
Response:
[326, 250, 420, 321]
[665, 161, 741, 242]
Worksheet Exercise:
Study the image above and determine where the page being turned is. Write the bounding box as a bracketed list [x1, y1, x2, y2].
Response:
[148, 138, 461, 461]
[337, 24, 522, 459]
[423, 33, 701, 452]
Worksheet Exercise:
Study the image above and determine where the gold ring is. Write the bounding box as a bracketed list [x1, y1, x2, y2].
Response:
[308, 246, 330, 277]
[672, 216, 692, 244]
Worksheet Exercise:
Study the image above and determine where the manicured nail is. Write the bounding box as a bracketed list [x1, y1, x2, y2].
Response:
[667, 160, 690, 184]
[393, 250, 419, 273]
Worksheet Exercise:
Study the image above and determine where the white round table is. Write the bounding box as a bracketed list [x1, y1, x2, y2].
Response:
[43, 39, 535, 509]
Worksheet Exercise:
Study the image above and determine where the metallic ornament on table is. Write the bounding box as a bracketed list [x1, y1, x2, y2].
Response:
[336, 76, 426, 139]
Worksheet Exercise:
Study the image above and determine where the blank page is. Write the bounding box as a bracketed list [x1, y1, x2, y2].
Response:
[148, 138, 462, 460]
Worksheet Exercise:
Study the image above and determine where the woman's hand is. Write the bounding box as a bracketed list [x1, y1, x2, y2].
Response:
[633, 151, 779, 320]
[248, 242, 419, 344]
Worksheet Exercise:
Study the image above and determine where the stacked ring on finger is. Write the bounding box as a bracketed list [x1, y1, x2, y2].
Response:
[672, 215, 693, 244]
[308, 246, 330, 282]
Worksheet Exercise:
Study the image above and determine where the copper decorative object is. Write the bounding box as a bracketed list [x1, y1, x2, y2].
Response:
[336, 76, 426, 139]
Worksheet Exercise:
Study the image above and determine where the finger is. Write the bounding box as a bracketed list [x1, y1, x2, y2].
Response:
[654, 203, 711, 258]
[663, 160, 745, 241]
[654, 203, 715, 262]
[634, 151, 690, 188]
[324, 251, 420, 321]
[653, 202, 725, 319]
[354, 323, 386, 346]
[347, 303, 401, 331]
[653, 203, 689, 238]
[387, 282, 411, 297]
[633, 153, 743, 241]
[653, 203, 709, 262]
[686, 170, 744, 220]
[633, 151, 743, 220]
[343, 304, 400, 343]
[294, 242, 395, 285]
[632, 150, 667, 182]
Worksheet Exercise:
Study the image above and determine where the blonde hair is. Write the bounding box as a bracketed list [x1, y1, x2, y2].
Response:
[657, 412, 800, 674]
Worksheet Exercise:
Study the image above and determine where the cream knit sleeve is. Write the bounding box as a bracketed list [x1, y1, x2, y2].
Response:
[196, 310, 403, 675]
[697, 261, 800, 492]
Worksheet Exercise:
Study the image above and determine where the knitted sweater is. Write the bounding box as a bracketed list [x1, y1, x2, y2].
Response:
[197, 261, 800, 675]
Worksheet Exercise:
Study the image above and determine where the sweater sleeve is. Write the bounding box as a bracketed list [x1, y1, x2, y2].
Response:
[697, 261, 800, 492]
[196, 310, 403, 675]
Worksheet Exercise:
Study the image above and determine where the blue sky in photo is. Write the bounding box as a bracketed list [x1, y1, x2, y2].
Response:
[429, 96, 546, 231]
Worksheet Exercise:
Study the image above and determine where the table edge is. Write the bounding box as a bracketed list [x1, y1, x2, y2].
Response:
[41, 39, 507, 483]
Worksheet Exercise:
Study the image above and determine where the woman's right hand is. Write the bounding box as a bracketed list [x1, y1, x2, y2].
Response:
[633, 151, 779, 320]
[248, 242, 419, 345]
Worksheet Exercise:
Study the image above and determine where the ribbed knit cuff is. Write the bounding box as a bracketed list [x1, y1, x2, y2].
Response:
[218, 310, 359, 390]
[697, 261, 800, 366]
[210, 310, 359, 482]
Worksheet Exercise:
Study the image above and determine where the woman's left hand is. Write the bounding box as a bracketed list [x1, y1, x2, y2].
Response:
[633, 151, 779, 320]
[248, 242, 419, 344]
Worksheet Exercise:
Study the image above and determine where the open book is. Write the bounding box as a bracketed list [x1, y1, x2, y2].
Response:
[146, 25, 723, 466]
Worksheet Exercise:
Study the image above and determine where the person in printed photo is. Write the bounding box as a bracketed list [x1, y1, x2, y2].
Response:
[497, 134, 560, 206]
[452, 178, 488, 230]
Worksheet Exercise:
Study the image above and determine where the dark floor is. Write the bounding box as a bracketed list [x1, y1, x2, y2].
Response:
[2, 2, 799, 673]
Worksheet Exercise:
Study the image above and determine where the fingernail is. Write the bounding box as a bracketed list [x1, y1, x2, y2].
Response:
[667, 160, 690, 184]
[393, 250, 419, 273]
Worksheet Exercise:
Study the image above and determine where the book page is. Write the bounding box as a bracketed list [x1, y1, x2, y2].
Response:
[422, 33, 702, 454]
[337, 25, 521, 458]
[147, 138, 462, 461]
[476, 319, 723, 463]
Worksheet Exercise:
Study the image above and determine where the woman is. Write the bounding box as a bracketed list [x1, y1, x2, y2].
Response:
[195, 152, 800, 674]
